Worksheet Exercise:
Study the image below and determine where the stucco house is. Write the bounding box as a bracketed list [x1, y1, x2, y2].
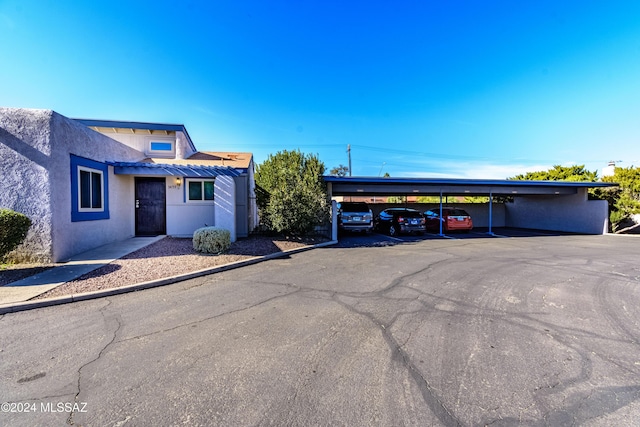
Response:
[0, 107, 257, 263]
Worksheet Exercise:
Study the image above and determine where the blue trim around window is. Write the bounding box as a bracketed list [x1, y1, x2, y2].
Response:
[70, 155, 110, 222]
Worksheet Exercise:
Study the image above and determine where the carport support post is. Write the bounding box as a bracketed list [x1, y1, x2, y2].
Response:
[439, 190, 444, 236]
[331, 199, 338, 241]
[487, 191, 494, 236]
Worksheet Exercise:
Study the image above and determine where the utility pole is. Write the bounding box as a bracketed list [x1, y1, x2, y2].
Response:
[347, 144, 352, 176]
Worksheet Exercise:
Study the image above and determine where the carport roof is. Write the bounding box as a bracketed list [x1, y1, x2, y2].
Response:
[323, 176, 618, 196]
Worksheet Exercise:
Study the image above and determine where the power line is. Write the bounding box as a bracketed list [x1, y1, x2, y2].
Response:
[349, 144, 613, 165]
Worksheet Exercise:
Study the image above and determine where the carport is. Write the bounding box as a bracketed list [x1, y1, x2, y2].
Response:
[324, 176, 617, 238]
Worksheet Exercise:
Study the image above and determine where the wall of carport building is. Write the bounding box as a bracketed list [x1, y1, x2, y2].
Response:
[505, 188, 608, 234]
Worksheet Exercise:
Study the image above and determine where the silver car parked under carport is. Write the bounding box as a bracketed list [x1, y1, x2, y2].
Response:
[337, 202, 374, 233]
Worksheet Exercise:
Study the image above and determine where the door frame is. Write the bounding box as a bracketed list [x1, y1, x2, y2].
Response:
[134, 177, 167, 236]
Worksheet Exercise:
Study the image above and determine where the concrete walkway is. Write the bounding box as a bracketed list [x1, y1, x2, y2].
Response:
[0, 236, 165, 306]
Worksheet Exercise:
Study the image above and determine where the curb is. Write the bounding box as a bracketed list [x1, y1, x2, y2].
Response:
[0, 240, 338, 315]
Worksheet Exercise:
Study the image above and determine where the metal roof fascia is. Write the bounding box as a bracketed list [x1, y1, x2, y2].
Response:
[109, 162, 240, 178]
[74, 119, 185, 132]
[322, 176, 618, 188]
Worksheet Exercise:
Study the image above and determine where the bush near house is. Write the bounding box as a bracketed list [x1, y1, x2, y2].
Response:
[193, 227, 231, 254]
[255, 150, 329, 235]
[0, 208, 32, 260]
[601, 166, 640, 231]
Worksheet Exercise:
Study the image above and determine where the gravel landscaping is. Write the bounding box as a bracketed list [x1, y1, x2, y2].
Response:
[17, 235, 327, 300]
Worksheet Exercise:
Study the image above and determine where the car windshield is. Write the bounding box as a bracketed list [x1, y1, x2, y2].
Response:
[340, 203, 370, 212]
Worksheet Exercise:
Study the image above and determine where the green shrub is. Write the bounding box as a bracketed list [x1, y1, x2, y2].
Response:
[610, 210, 627, 232]
[0, 208, 32, 260]
[193, 227, 231, 254]
[255, 150, 329, 235]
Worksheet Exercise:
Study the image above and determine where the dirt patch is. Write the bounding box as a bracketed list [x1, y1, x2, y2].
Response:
[33, 235, 328, 300]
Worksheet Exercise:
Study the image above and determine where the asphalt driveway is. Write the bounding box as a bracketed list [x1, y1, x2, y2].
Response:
[1, 233, 639, 426]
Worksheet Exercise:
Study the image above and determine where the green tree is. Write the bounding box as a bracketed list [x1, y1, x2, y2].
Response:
[415, 196, 441, 203]
[510, 164, 600, 202]
[463, 196, 490, 203]
[255, 150, 329, 235]
[386, 196, 406, 204]
[329, 164, 350, 177]
[602, 166, 640, 231]
[510, 164, 598, 182]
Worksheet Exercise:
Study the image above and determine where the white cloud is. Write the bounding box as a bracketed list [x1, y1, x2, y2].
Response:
[399, 161, 553, 180]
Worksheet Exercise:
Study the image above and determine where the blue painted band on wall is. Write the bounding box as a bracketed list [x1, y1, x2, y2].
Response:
[70, 154, 110, 222]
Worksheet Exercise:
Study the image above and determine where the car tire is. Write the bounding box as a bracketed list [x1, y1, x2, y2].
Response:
[389, 224, 398, 236]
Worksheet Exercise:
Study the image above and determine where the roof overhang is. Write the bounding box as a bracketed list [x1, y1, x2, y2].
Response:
[108, 162, 241, 178]
[323, 176, 618, 196]
[73, 118, 197, 153]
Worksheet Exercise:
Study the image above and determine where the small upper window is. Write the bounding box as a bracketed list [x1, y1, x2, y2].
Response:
[150, 141, 173, 151]
[187, 180, 215, 201]
[147, 139, 175, 157]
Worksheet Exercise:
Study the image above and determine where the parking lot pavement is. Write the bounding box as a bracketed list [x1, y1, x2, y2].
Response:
[338, 227, 579, 245]
[2, 233, 640, 425]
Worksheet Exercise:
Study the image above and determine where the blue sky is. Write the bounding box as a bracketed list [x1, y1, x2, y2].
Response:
[2, 1, 640, 179]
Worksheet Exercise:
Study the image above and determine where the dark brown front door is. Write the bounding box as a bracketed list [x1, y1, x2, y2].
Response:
[135, 177, 166, 236]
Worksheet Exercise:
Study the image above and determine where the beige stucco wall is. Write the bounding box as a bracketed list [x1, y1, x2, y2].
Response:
[0, 108, 145, 262]
[93, 128, 180, 159]
[0, 108, 54, 261]
[166, 177, 216, 237]
[49, 112, 144, 261]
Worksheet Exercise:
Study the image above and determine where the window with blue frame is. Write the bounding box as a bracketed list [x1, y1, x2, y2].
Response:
[71, 155, 109, 221]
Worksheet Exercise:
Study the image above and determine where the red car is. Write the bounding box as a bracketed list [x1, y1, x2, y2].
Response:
[424, 208, 473, 232]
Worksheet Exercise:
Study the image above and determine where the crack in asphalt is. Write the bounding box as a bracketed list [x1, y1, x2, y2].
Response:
[16, 238, 637, 426]
[313, 256, 640, 426]
[149, 258, 465, 425]
[67, 299, 122, 425]
[331, 292, 465, 427]
[118, 284, 302, 344]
